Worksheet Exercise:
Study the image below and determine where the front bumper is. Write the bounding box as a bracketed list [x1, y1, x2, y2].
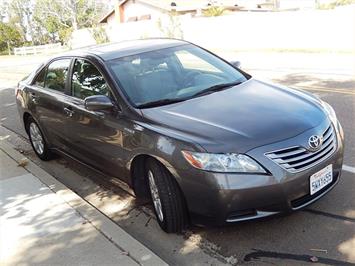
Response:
[178, 120, 345, 226]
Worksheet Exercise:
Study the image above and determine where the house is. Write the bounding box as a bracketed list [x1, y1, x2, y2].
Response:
[99, 0, 241, 25]
[99, 0, 329, 26]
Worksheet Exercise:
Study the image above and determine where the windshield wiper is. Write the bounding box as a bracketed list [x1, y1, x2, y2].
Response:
[137, 81, 243, 108]
[137, 98, 187, 108]
[191, 81, 243, 98]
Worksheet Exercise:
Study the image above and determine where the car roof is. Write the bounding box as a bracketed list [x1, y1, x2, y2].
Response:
[62, 38, 188, 61]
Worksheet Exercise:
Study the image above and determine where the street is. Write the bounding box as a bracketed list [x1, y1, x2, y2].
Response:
[0, 52, 354, 265]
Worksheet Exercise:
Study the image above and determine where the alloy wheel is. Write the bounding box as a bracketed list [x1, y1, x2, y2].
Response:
[29, 122, 44, 155]
[148, 170, 164, 222]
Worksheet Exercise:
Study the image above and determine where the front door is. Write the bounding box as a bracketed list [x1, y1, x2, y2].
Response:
[62, 58, 129, 180]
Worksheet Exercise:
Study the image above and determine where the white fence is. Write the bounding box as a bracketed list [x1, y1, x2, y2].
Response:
[14, 43, 65, 56]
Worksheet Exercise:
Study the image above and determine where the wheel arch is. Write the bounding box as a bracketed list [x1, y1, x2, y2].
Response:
[129, 153, 184, 199]
[23, 112, 51, 147]
[23, 112, 32, 134]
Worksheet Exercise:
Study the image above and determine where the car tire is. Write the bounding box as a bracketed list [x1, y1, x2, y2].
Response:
[26, 117, 54, 161]
[146, 158, 188, 233]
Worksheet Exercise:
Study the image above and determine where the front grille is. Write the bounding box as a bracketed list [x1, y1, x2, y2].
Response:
[265, 124, 336, 173]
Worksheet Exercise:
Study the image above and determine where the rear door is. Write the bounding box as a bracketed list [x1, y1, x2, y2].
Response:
[27, 58, 72, 149]
[62, 58, 129, 179]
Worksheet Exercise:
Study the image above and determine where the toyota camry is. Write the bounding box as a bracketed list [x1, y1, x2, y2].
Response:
[16, 39, 344, 233]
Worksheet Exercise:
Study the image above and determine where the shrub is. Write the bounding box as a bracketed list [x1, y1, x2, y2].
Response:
[203, 6, 225, 17]
[317, 0, 355, 9]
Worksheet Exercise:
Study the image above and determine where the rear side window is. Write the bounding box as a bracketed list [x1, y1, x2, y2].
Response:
[33, 68, 46, 87]
[71, 59, 109, 100]
[45, 59, 71, 93]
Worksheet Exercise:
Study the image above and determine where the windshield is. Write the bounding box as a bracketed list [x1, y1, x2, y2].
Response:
[108, 44, 248, 108]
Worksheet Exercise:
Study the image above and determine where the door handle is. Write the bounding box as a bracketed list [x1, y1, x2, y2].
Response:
[30, 92, 38, 103]
[64, 106, 75, 117]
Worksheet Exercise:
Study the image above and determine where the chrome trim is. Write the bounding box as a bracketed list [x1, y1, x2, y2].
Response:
[226, 210, 278, 222]
[265, 124, 337, 173]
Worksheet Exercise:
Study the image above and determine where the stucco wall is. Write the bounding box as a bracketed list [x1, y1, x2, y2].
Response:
[181, 6, 355, 52]
[75, 5, 355, 52]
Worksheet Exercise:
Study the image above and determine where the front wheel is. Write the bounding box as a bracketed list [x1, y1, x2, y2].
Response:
[27, 117, 54, 161]
[146, 158, 188, 233]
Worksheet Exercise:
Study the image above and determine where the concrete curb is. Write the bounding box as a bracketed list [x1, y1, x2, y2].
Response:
[0, 140, 167, 266]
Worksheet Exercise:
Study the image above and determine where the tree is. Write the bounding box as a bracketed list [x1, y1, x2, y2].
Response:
[8, 0, 34, 43]
[33, 0, 106, 44]
[0, 22, 22, 54]
[0, 0, 107, 47]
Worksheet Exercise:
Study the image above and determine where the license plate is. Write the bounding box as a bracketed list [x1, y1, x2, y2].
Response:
[310, 165, 333, 195]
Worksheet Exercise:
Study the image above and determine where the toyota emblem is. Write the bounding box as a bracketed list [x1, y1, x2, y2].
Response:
[308, 135, 323, 151]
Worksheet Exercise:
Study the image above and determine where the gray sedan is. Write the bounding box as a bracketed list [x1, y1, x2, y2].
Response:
[16, 39, 344, 233]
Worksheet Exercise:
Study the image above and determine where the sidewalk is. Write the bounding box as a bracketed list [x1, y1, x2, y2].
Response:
[0, 141, 167, 266]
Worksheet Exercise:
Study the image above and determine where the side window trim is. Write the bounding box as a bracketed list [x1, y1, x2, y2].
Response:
[66, 58, 75, 96]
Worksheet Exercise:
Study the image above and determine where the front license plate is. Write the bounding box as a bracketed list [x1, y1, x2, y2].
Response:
[310, 165, 333, 195]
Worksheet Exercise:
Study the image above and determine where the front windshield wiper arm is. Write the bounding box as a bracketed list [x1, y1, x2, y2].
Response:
[191, 81, 243, 98]
[137, 98, 187, 109]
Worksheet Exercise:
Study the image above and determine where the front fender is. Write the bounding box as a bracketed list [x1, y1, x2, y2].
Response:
[124, 128, 203, 187]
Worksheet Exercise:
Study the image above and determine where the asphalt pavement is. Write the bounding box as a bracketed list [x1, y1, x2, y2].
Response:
[0, 52, 354, 265]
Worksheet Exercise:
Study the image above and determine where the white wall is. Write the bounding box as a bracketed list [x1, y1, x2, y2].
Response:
[69, 28, 97, 49]
[73, 5, 355, 52]
[181, 6, 355, 51]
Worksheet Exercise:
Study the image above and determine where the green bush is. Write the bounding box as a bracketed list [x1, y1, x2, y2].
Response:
[203, 6, 225, 17]
[91, 26, 109, 44]
[0, 22, 23, 53]
[317, 0, 355, 9]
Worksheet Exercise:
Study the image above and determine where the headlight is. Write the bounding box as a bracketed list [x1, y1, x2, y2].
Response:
[181, 151, 266, 173]
[321, 101, 337, 126]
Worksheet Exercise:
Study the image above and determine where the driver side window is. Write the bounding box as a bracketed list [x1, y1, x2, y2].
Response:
[71, 59, 109, 100]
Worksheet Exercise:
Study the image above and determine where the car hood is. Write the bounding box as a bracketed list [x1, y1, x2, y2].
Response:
[141, 79, 327, 153]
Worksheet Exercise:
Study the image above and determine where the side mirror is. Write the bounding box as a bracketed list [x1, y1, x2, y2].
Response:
[230, 60, 241, 68]
[84, 95, 114, 111]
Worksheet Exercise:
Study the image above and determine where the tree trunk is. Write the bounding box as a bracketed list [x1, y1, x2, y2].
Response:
[72, 18, 78, 31]
[70, 0, 78, 30]
[7, 41, 11, 55]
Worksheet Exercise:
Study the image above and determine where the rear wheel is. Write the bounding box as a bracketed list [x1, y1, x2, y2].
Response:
[27, 117, 54, 161]
[146, 158, 188, 233]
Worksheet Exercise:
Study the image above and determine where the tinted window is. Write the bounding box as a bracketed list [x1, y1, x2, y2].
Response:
[71, 59, 109, 100]
[108, 44, 247, 107]
[45, 59, 71, 93]
[34, 68, 46, 87]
